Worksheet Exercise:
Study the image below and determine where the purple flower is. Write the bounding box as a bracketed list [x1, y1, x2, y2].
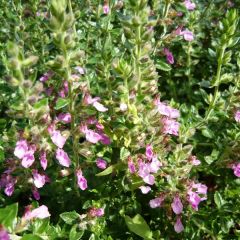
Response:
[232, 163, 240, 177]
[96, 158, 107, 169]
[183, 0, 196, 10]
[149, 197, 164, 208]
[57, 113, 71, 123]
[75, 66, 85, 75]
[0, 175, 16, 196]
[149, 156, 162, 173]
[128, 159, 136, 173]
[39, 71, 54, 82]
[56, 148, 71, 167]
[24, 205, 51, 220]
[21, 150, 35, 168]
[32, 187, 40, 200]
[50, 130, 66, 149]
[103, 4, 110, 14]
[180, 29, 194, 41]
[138, 161, 155, 185]
[163, 48, 174, 64]
[84, 94, 108, 112]
[162, 117, 180, 136]
[40, 151, 48, 170]
[80, 125, 102, 144]
[139, 186, 151, 194]
[89, 207, 104, 217]
[76, 170, 88, 190]
[32, 170, 46, 188]
[190, 156, 201, 166]
[171, 195, 183, 215]
[234, 110, 240, 122]
[14, 139, 28, 159]
[146, 144, 154, 161]
[174, 217, 184, 233]
[0, 226, 10, 240]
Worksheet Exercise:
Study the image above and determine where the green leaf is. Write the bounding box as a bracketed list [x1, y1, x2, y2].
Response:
[69, 224, 84, 240]
[120, 147, 130, 160]
[0, 203, 18, 232]
[21, 234, 43, 240]
[32, 219, 49, 234]
[60, 211, 80, 225]
[201, 128, 214, 139]
[96, 165, 113, 176]
[155, 59, 171, 71]
[125, 214, 153, 239]
[55, 98, 69, 110]
[214, 191, 225, 209]
[33, 98, 48, 110]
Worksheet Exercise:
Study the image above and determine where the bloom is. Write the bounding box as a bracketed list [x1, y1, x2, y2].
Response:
[234, 110, 240, 122]
[40, 151, 48, 170]
[24, 205, 51, 220]
[171, 195, 183, 215]
[232, 163, 240, 177]
[146, 144, 153, 161]
[139, 186, 151, 194]
[32, 170, 46, 188]
[14, 139, 28, 159]
[180, 29, 194, 41]
[162, 117, 180, 136]
[50, 130, 66, 149]
[149, 197, 164, 208]
[183, 0, 196, 10]
[0, 226, 10, 240]
[103, 4, 110, 14]
[174, 217, 184, 233]
[76, 170, 88, 190]
[163, 48, 174, 64]
[89, 208, 104, 217]
[56, 148, 71, 167]
[84, 94, 108, 112]
[57, 113, 71, 123]
[96, 158, 107, 169]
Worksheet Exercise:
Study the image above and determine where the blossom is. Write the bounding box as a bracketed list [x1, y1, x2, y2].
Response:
[76, 170, 88, 190]
[128, 159, 136, 173]
[32, 170, 46, 188]
[39, 71, 54, 82]
[103, 4, 110, 14]
[163, 48, 174, 64]
[56, 148, 71, 167]
[0, 226, 10, 240]
[189, 155, 201, 166]
[232, 163, 240, 177]
[138, 161, 155, 185]
[80, 125, 102, 144]
[162, 117, 180, 136]
[139, 186, 151, 194]
[154, 98, 180, 118]
[84, 94, 108, 112]
[21, 150, 35, 168]
[149, 197, 164, 208]
[234, 110, 240, 122]
[171, 195, 183, 215]
[89, 208, 104, 217]
[146, 144, 153, 161]
[183, 0, 196, 10]
[149, 156, 162, 173]
[180, 29, 194, 41]
[24, 205, 50, 220]
[0, 174, 16, 196]
[32, 187, 40, 200]
[174, 217, 184, 233]
[57, 113, 71, 123]
[40, 151, 48, 170]
[96, 158, 107, 169]
[75, 66, 85, 75]
[50, 130, 66, 149]
[14, 139, 28, 159]
[120, 103, 128, 111]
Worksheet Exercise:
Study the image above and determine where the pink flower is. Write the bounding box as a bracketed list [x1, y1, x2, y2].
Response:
[76, 170, 88, 190]
[21, 151, 35, 168]
[32, 187, 40, 200]
[80, 125, 102, 144]
[138, 162, 155, 185]
[128, 159, 136, 173]
[174, 216, 184, 233]
[190, 156, 201, 166]
[39, 71, 54, 82]
[75, 66, 85, 75]
[162, 117, 180, 136]
[0, 226, 10, 240]
[0, 175, 16, 196]
[50, 130, 66, 149]
[40, 151, 48, 170]
[149, 197, 164, 208]
[232, 163, 240, 177]
[14, 139, 28, 159]
[154, 98, 180, 118]
[96, 158, 107, 169]
[146, 144, 154, 161]
[89, 208, 104, 217]
[84, 94, 108, 112]
[183, 0, 196, 10]
[163, 48, 174, 64]
[98, 132, 111, 145]
[171, 195, 183, 215]
[180, 29, 194, 41]
[56, 148, 71, 167]
[234, 110, 240, 122]
[103, 4, 110, 14]
[139, 186, 151, 194]
[149, 156, 162, 173]
[57, 113, 71, 123]
[32, 170, 46, 188]
[24, 205, 51, 220]
[120, 103, 128, 111]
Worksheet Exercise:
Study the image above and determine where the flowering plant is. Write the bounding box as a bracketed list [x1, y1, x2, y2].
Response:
[0, 0, 239, 239]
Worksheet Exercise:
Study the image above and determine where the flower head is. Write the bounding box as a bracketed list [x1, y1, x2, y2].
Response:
[96, 158, 107, 169]
[76, 170, 88, 190]
[234, 110, 240, 122]
[174, 216, 184, 233]
[184, 0, 196, 10]
[171, 195, 183, 215]
[56, 148, 71, 167]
